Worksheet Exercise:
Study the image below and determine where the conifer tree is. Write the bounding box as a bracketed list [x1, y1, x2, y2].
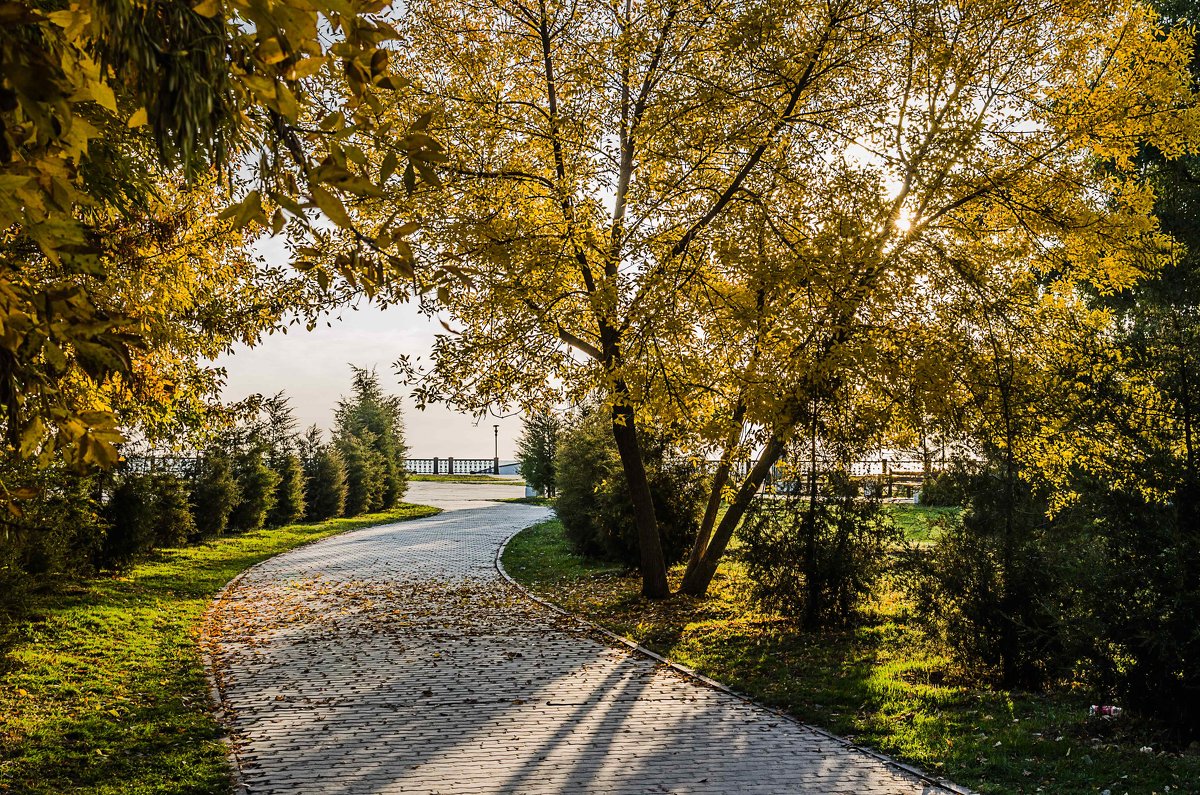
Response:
[517, 410, 561, 497]
[300, 426, 348, 521]
[262, 393, 306, 526]
[267, 454, 306, 527]
[335, 368, 408, 513]
[190, 447, 239, 539]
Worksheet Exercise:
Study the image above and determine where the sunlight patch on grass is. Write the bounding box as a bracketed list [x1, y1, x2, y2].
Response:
[0, 503, 440, 795]
[503, 517, 1200, 795]
[408, 474, 524, 484]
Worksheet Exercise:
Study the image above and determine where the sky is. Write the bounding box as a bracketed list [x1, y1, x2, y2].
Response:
[213, 284, 526, 461]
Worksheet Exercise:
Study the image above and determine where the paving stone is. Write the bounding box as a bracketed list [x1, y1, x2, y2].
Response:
[204, 483, 959, 794]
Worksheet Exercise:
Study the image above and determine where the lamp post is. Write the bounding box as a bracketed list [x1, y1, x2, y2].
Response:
[493, 424, 500, 475]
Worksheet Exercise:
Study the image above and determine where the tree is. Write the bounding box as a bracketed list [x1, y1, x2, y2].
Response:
[300, 426, 348, 521]
[670, 0, 1198, 595]
[385, 0, 884, 596]
[227, 438, 281, 533]
[993, 0, 1200, 738]
[267, 454, 306, 527]
[190, 446, 239, 538]
[373, 0, 1196, 597]
[100, 475, 156, 568]
[262, 393, 306, 526]
[150, 473, 197, 547]
[0, 0, 440, 491]
[334, 367, 408, 510]
[338, 431, 385, 516]
[517, 410, 561, 497]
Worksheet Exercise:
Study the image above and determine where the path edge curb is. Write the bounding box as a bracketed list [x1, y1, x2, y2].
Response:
[199, 560, 256, 795]
[494, 524, 977, 795]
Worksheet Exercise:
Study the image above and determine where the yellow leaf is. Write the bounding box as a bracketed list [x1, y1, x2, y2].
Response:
[310, 185, 351, 228]
[90, 81, 117, 113]
[126, 108, 148, 129]
[290, 57, 326, 80]
[258, 37, 286, 66]
[192, 0, 219, 17]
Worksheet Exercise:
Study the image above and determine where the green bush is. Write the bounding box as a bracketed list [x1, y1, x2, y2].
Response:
[0, 543, 27, 653]
[335, 367, 408, 511]
[0, 465, 107, 581]
[905, 461, 1089, 689]
[1, 463, 107, 646]
[555, 408, 706, 568]
[228, 445, 281, 533]
[339, 431, 385, 517]
[1073, 482, 1200, 740]
[150, 473, 195, 547]
[918, 459, 977, 507]
[518, 410, 561, 497]
[190, 450, 239, 539]
[99, 474, 158, 568]
[304, 444, 347, 521]
[740, 471, 900, 629]
[267, 453, 306, 527]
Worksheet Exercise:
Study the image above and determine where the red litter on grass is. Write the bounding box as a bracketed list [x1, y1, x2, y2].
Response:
[1089, 705, 1123, 718]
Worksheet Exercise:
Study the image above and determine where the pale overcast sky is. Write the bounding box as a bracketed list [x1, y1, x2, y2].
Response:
[215, 301, 525, 459]
[213, 233, 526, 459]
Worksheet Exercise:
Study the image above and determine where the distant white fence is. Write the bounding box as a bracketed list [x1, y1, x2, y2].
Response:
[405, 457, 505, 475]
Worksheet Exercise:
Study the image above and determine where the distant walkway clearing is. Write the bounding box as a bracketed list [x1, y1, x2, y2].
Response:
[204, 482, 954, 794]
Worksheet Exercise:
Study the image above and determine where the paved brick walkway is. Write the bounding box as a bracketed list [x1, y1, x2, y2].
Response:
[204, 483, 953, 794]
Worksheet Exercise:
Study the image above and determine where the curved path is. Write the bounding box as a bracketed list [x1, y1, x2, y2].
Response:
[204, 482, 955, 794]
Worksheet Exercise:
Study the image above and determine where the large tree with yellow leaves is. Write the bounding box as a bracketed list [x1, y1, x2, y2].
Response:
[363, 0, 1197, 597]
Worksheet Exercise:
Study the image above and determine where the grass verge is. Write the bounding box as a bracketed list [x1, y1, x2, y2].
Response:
[408, 474, 524, 484]
[884, 503, 959, 543]
[499, 496, 556, 507]
[0, 503, 440, 795]
[503, 518, 1200, 795]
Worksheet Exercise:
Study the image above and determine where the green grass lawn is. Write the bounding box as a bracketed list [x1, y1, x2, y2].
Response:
[0, 503, 440, 795]
[503, 518, 1200, 795]
[884, 503, 960, 543]
[408, 474, 524, 484]
[499, 496, 556, 507]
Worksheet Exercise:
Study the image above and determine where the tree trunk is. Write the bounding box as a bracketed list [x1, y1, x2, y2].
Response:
[686, 457, 731, 575]
[679, 436, 787, 596]
[685, 401, 747, 576]
[610, 401, 671, 599]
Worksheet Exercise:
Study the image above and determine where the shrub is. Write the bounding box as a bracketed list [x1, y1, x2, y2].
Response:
[305, 445, 348, 521]
[0, 465, 108, 579]
[1073, 482, 1200, 740]
[0, 542, 27, 652]
[228, 445, 280, 532]
[739, 471, 900, 629]
[339, 431, 385, 517]
[99, 474, 158, 568]
[267, 453, 306, 527]
[0, 462, 107, 646]
[150, 473, 195, 547]
[190, 450, 239, 539]
[905, 460, 1089, 689]
[555, 407, 706, 568]
[918, 459, 977, 507]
